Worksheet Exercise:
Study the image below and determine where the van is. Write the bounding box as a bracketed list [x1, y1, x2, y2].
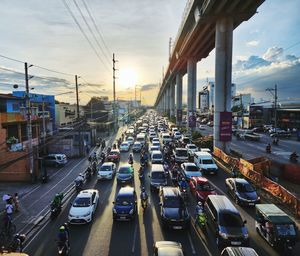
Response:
[194, 151, 218, 175]
[136, 133, 146, 145]
[150, 164, 167, 191]
[204, 195, 249, 249]
[44, 154, 67, 167]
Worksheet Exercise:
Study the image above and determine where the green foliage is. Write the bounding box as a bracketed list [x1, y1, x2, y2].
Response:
[192, 131, 202, 140]
[169, 115, 176, 124]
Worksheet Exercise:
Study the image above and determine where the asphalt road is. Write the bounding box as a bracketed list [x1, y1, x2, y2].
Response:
[23, 140, 300, 256]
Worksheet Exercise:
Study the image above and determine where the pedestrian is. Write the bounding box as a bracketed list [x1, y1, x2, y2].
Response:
[13, 193, 19, 212]
[6, 199, 14, 221]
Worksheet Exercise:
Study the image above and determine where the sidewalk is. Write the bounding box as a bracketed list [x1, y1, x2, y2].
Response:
[0, 126, 125, 236]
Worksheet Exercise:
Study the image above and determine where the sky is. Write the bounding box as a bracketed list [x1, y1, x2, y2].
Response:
[0, 0, 299, 105]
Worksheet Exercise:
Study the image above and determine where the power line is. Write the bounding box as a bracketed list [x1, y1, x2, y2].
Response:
[81, 0, 112, 57]
[73, 0, 111, 66]
[61, 0, 111, 73]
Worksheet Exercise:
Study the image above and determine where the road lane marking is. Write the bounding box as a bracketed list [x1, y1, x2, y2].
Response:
[131, 222, 138, 253]
[187, 231, 196, 255]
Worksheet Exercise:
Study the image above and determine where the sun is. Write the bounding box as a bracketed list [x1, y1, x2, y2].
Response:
[119, 68, 138, 88]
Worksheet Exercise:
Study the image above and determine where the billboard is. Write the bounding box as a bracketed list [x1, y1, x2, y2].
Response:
[219, 111, 232, 141]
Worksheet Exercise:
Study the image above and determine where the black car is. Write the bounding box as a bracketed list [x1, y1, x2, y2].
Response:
[225, 178, 260, 206]
[159, 186, 190, 230]
[117, 164, 134, 184]
[113, 186, 137, 221]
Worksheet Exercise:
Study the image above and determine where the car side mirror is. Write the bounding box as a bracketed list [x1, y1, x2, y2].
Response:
[243, 220, 247, 224]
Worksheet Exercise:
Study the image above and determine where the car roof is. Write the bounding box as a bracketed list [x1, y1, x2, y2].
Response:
[119, 164, 132, 168]
[233, 178, 248, 184]
[175, 148, 187, 151]
[133, 141, 141, 145]
[110, 149, 120, 153]
[78, 189, 97, 198]
[222, 247, 259, 256]
[152, 150, 162, 154]
[101, 162, 114, 167]
[194, 151, 212, 157]
[192, 176, 209, 184]
[186, 144, 196, 147]
[183, 162, 196, 167]
[255, 204, 293, 224]
[118, 186, 135, 196]
[151, 164, 164, 172]
[162, 186, 180, 197]
[207, 195, 238, 213]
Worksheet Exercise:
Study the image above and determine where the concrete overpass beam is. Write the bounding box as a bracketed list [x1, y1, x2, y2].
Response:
[214, 16, 233, 153]
[176, 73, 183, 126]
[187, 58, 197, 132]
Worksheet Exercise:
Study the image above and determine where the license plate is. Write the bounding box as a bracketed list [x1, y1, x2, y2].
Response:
[210, 171, 215, 174]
[231, 241, 241, 245]
[120, 216, 126, 220]
[249, 203, 255, 206]
[173, 226, 183, 230]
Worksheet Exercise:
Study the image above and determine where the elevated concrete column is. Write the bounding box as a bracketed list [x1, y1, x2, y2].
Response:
[187, 58, 197, 131]
[170, 82, 175, 118]
[176, 73, 183, 126]
[214, 17, 233, 153]
[163, 92, 166, 114]
[166, 85, 170, 117]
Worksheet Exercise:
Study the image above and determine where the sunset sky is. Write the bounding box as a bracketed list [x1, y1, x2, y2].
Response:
[0, 0, 299, 105]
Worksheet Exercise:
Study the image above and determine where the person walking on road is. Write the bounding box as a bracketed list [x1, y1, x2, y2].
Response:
[13, 193, 19, 212]
[6, 199, 14, 221]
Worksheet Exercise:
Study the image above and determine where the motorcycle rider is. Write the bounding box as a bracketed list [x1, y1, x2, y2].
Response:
[128, 153, 133, 164]
[140, 187, 148, 210]
[178, 178, 188, 192]
[273, 137, 279, 145]
[57, 225, 69, 250]
[86, 166, 92, 179]
[195, 201, 206, 227]
[290, 151, 298, 162]
[74, 173, 84, 188]
[51, 193, 63, 210]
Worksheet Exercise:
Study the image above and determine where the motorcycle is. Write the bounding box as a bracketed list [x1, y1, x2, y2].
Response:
[57, 240, 70, 256]
[50, 203, 62, 220]
[179, 187, 188, 201]
[9, 233, 26, 252]
[128, 157, 133, 165]
[75, 181, 83, 193]
[290, 153, 298, 163]
[85, 168, 92, 180]
[163, 162, 170, 176]
[266, 146, 271, 153]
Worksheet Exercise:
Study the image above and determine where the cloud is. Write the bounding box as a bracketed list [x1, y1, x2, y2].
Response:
[263, 46, 284, 62]
[246, 40, 259, 47]
[234, 55, 270, 71]
[140, 83, 158, 91]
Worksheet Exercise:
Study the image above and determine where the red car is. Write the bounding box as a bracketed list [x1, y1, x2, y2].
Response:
[189, 177, 217, 202]
[106, 149, 120, 163]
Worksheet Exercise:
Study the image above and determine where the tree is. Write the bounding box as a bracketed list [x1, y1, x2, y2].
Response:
[84, 97, 108, 122]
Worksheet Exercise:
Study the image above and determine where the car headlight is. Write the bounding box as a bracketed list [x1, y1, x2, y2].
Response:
[129, 209, 134, 214]
[113, 208, 117, 214]
[219, 231, 228, 239]
[257, 196, 261, 201]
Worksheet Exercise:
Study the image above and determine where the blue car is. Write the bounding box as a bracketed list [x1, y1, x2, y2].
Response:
[113, 186, 137, 221]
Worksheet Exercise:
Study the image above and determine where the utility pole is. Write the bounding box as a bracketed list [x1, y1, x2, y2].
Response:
[42, 98, 46, 154]
[25, 62, 34, 182]
[240, 94, 243, 129]
[75, 75, 82, 156]
[113, 53, 118, 131]
[169, 37, 172, 62]
[266, 85, 278, 135]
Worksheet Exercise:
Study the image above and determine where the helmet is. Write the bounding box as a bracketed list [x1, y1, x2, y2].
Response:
[142, 187, 145, 192]
[182, 178, 185, 181]
[64, 222, 69, 228]
[59, 226, 65, 232]
[197, 201, 202, 207]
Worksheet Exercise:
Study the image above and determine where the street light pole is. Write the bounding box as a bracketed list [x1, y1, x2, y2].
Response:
[266, 85, 278, 135]
[25, 62, 34, 182]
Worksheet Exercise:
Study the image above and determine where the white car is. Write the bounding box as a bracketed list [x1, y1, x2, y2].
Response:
[149, 145, 160, 154]
[152, 141, 161, 150]
[173, 131, 182, 140]
[149, 132, 156, 141]
[120, 142, 130, 152]
[198, 125, 206, 130]
[152, 137, 160, 143]
[97, 162, 116, 180]
[126, 137, 134, 145]
[68, 189, 99, 224]
[186, 144, 199, 156]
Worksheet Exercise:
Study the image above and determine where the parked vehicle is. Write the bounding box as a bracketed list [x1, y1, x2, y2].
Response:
[204, 195, 249, 249]
[255, 204, 298, 253]
[44, 154, 67, 167]
[113, 186, 137, 221]
[225, 178, 260, 206]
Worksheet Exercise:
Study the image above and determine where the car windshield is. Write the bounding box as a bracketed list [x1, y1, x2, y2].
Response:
[133, 143, 141, 147]
[100, 165, 112, 172]
[236, 182, 255, 192]
[153, 154, 162, 159]
[119, 167, 132, 174]
[188, 145, 197, 150]
[276, 224, 296, 236]
[219, 212, 244, 227]
[164, 196, 184, 208]
[176, 150, 188, 157]
[121, 143, 128, 147]
[109, 152, 119, 156]
[163, 135, 170, 139]
[153, 142, 160, 146]
[197, 183, 214, 191]
[151, 172, 165, 179]
[73, 197, 91, 207]
[186, 166, 198, 172]
[115, 195, 134, 206]
[202, 159, 213, 164]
